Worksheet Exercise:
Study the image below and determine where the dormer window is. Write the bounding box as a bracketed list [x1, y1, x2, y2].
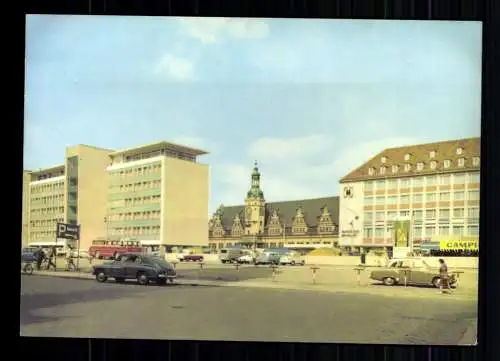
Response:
[368, 167, 374, 176]
[472, 156, 480, 166]
[404, 153, 411, 161]
[416, 162, 424, 171]
[392, 165, 399, 173]
[380, 166, 386, 174]
[444, 160, 451, 169]
[381, 156, 387, 163]
[404, 163, 411, 172]
[430, 160, 437, 169]
[430, 150, 436, 158]
[456, 147, 463, 155]
[458, 158, 465, 167]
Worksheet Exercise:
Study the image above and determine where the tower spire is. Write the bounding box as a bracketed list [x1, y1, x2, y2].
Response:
[247, 161, 264, 200]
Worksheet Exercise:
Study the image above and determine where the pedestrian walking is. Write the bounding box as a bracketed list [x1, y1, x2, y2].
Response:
[35, 247, 44, 271]
[47, 247, 57, 270]
[438, 258, 452, 294]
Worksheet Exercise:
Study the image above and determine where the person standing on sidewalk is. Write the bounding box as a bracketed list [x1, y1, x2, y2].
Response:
[47, 247, 57, 270]
[438, 258, 452, 294]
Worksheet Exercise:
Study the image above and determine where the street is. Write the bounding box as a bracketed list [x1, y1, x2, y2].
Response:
[20, 273, 477, 345]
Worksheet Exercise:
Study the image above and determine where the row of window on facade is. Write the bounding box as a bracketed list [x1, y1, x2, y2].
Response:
[365, 190, 480, 205]
[364, 207, 479, 222]
[30, 194, 65, 205]
[363, 224, 479, 238]
[30, 218, 64, 228]
[30, 207, 65, 216]
[365, 172, 480, 190]
[209, 241, 336, 248]
[212, 225, 336, 238]
[111, 164, 162, 178]
[35, 171, 65, 181]
[106, 211, 161, 222]
[114, 181, 162, 192]
[122, 150, 196, 163]
[372, 154, 479, 176]
[30, 181, 65, 194]
[109, 225, 161, 236]
[30, 231, 58, 239]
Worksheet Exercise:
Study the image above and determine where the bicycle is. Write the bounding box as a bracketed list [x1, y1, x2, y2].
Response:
[65, 257, 76, 272]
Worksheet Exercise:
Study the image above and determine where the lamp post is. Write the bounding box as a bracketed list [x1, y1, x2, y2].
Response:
[104, 216, 109, 242]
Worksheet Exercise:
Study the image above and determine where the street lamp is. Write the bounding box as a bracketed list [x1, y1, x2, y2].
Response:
[104, 216, 109, 242]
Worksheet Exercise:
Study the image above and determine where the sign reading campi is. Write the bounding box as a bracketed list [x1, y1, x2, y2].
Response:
[56, 223, 81, 240]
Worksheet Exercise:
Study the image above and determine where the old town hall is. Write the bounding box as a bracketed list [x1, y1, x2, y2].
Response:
[208, 162, 340, 250]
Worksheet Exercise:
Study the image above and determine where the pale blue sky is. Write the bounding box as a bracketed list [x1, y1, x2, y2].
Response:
[25, 16, 482, 213]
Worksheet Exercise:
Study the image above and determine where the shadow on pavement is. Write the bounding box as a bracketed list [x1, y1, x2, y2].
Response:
[175, 267, 273, 282]
[20, 281, 218, 326]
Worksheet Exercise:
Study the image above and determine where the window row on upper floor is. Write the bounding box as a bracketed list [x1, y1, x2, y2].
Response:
[364, 172, 480, 190]
[364, 190, 480, 204]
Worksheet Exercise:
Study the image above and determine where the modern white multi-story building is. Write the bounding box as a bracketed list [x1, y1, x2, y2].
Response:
[338, 137, 480, 252]
[104, 141, 210, 250]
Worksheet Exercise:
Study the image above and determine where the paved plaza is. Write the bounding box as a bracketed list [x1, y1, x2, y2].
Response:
[20, 264, 477, 345]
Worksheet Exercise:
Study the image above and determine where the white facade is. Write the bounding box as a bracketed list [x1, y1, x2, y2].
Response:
[339, 172, 480, 250]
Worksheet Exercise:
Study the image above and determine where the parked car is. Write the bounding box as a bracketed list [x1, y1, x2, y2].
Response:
[237, 254, 255, 264]
[279, 252, 305, 266]
[177, 253, 204, 262]
[219, 248, 245, 264]
[369, 257, 458, 288]
[21, 247, 38, 263]
[255, 251, 281, 265]
[71, 249, 89, 258]
[92, 252, 177, 285]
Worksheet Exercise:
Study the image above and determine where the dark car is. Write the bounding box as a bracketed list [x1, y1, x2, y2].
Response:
[92, 253, 177, 285]
[21, 247, 38, 262]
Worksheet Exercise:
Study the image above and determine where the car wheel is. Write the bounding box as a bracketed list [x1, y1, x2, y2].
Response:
[157, 278, 167, 285]
[137, 272, 149, 285]
[96, 271, 107, 283]
[115, 278, 125, 283]
[432, 277, 441, 288]
[24, 263, 34, 275]
[382, 277, 396, 286]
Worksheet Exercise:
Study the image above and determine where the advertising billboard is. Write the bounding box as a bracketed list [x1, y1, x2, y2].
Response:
[438, 238, 479, 251]
[393, 219, 410, 247]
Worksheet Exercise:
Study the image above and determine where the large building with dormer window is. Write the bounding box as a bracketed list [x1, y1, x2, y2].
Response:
[208, 162, 340, 250]
[338, 137, 480, 253]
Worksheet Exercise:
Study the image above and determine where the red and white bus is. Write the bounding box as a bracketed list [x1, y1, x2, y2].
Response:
[88, 239, 145, 259]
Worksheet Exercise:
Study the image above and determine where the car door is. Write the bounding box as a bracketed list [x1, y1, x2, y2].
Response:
[110, 259, 126, 278]
[125, 256, 143, 278]
[399, 260, 413, 282]
[408, 260, 431, 285]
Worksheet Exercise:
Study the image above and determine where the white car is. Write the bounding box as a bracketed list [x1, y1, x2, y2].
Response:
[237, 254, 255, 264]
[279, 253, 305, 266]
[70, 249, 89, 258]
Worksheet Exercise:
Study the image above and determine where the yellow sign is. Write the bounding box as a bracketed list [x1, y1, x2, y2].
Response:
[439, 239, 478, 251]
[393, 220, 410, 247]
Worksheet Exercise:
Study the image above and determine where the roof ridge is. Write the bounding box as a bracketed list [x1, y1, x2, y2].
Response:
[382, 137, 479, 152]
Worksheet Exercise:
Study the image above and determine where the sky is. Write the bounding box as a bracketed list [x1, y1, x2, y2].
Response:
[24, 16, 482, 214]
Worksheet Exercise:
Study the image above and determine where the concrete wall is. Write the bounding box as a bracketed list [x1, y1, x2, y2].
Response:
[304, 255, 479, 269]
[66, 145, 111, 250]
[162, 157, 209, 247]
